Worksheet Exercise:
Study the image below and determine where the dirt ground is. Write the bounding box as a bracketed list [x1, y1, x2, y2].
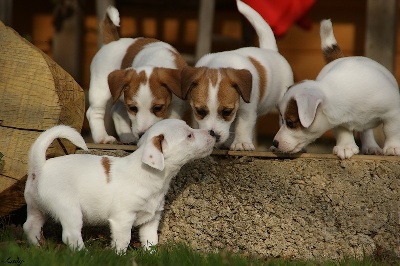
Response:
[79, 149, 400, 260]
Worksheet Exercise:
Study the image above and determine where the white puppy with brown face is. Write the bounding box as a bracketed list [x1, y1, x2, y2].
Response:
[181, 0, 293, 151]
[272, 19, 400, 159]
[23, 119, 216, 252]
[86, 6, 187, 144]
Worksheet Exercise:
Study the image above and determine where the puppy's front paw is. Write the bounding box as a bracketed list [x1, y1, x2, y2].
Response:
[333, 145, 359, 159]
[99, 135, 117, 144]
[230, 142, 255, 151]
[383, 146, 400, 156]
[362, 146, 383, 155]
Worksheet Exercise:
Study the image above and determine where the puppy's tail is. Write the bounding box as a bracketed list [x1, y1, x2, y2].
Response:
[101, 5, 120, 44]
[320, 19, 344, 64]
[29, 125, 88, 177]
[236, 0, 278, 51]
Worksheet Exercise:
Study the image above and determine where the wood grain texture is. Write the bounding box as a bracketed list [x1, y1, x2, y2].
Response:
[0, 21, 85, 217]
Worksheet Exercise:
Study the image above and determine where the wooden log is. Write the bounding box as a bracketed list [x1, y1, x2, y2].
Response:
[0, 21, 85, 217]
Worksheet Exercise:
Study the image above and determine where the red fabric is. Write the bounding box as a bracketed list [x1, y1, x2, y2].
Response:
[242, 0, 316, 37]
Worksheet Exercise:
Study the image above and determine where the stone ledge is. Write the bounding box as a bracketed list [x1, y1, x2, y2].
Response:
[79, 147, 400, 260]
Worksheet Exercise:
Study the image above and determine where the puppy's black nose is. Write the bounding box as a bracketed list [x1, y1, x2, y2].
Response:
[209, 130, 216, 137]
[208, 130, 220, 142]
[272, 139, 279, 148]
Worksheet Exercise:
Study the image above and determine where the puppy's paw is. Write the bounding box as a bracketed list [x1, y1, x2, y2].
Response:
[333, 145, 359, 159]
[99, 135, 117, 144]
[230, 142, 255, 151]
[362, 146, 383, 155]
[383, 146, 400, 156]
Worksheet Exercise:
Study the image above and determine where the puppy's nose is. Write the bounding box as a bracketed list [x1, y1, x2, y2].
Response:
[272, 139, 279, 148]
[209, 130, 216, 137]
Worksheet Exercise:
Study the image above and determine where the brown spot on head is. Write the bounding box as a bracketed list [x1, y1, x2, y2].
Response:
[248, 57, 266, 103]
[182, 66, 252, 121]
[101, 157, 111, 183]
[152, 134, 165, 153]
[121, 38, 161, 69]
[284, 98, 303, 130]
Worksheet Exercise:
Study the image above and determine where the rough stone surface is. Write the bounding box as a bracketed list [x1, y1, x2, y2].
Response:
[78, 149, 400, 260]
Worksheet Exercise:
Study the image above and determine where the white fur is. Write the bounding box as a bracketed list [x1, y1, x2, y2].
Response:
[191, 0, 293, 151]
[106, 6, 120, 27]
[320, 19, 337, 49]
[86, 6, 186, 144]
[23, 119, 216, 252]
[273, 20, 400, 159]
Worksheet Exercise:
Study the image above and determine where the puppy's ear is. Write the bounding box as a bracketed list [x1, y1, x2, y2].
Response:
[108, 69, 135, 104]
[154, 67, 183, 99]
[223, 68, 252, 103]
[181, 66, 205, 100]
[141, 134, 165, 171]
[294, 90, 324, 128]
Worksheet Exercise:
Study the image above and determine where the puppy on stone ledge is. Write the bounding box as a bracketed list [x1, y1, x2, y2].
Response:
[272, 19, 400, 159]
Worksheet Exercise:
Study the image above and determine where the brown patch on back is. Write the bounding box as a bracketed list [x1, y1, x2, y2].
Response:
[121, 38, 160, 69]
[101, 14, 119, 44]
[323, 44, 344, 64]
[170, 50, 188, 70]
[284, 98, 303, 130]
[152, 134, 165, 153]
[248, 57, 266, 103]
[101, 157, 111, 183]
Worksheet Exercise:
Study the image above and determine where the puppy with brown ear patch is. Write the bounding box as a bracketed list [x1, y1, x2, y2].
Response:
[86, 6, 187, 144]
[272, 19, 400, 159]
[181, 0, 293, 151]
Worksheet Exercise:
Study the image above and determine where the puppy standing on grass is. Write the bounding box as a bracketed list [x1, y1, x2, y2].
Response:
[86, 6, 187, 144]
[23, 120, 216, 252]
[181, 0, 293, 151]
[272, 19, 400, 159]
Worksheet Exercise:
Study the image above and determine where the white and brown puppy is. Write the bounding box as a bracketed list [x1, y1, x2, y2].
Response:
[86, 6, 187, 144]
[181, 0, 293, 151]
[23, 119, 216, 252]
[272, 19, 400, 159]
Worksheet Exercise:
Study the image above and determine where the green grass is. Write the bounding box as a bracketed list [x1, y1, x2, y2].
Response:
[0, 221, 398, 266]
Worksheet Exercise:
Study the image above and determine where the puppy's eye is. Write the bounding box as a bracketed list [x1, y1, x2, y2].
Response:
[128, 105, 138, 113]
[152, 105, 164, 114]
[286, 120, 295, 129]
[195, 108, 208, 118]
[221, 108, 233, 118]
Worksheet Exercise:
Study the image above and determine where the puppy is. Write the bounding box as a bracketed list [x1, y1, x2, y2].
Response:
[23, 120, 216, 252]
[272, 19, 400, 159]
[86, 6, 187, 144]
[181, 0, 293, 151]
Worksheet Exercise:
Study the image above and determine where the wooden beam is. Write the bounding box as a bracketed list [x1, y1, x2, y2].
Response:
[85, 143, 400, 162]
[365, 0, 398, 73]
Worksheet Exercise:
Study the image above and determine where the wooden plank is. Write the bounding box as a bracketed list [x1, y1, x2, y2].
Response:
[85, 143, 400, 162]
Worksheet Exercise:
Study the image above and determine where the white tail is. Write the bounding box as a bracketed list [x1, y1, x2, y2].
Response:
[320, 19, 344, 63]
[236, 0, 278, 51]
[106, 6, 120, 27]
[29, 125, 88, 177]
[320, 19, 337, 49]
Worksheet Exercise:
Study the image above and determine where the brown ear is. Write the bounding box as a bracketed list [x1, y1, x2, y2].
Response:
[108, 69, 135, 104]
[222, 68, 253, 103]
[181, 66, 206, 100]
[154, 68, 183, 99]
